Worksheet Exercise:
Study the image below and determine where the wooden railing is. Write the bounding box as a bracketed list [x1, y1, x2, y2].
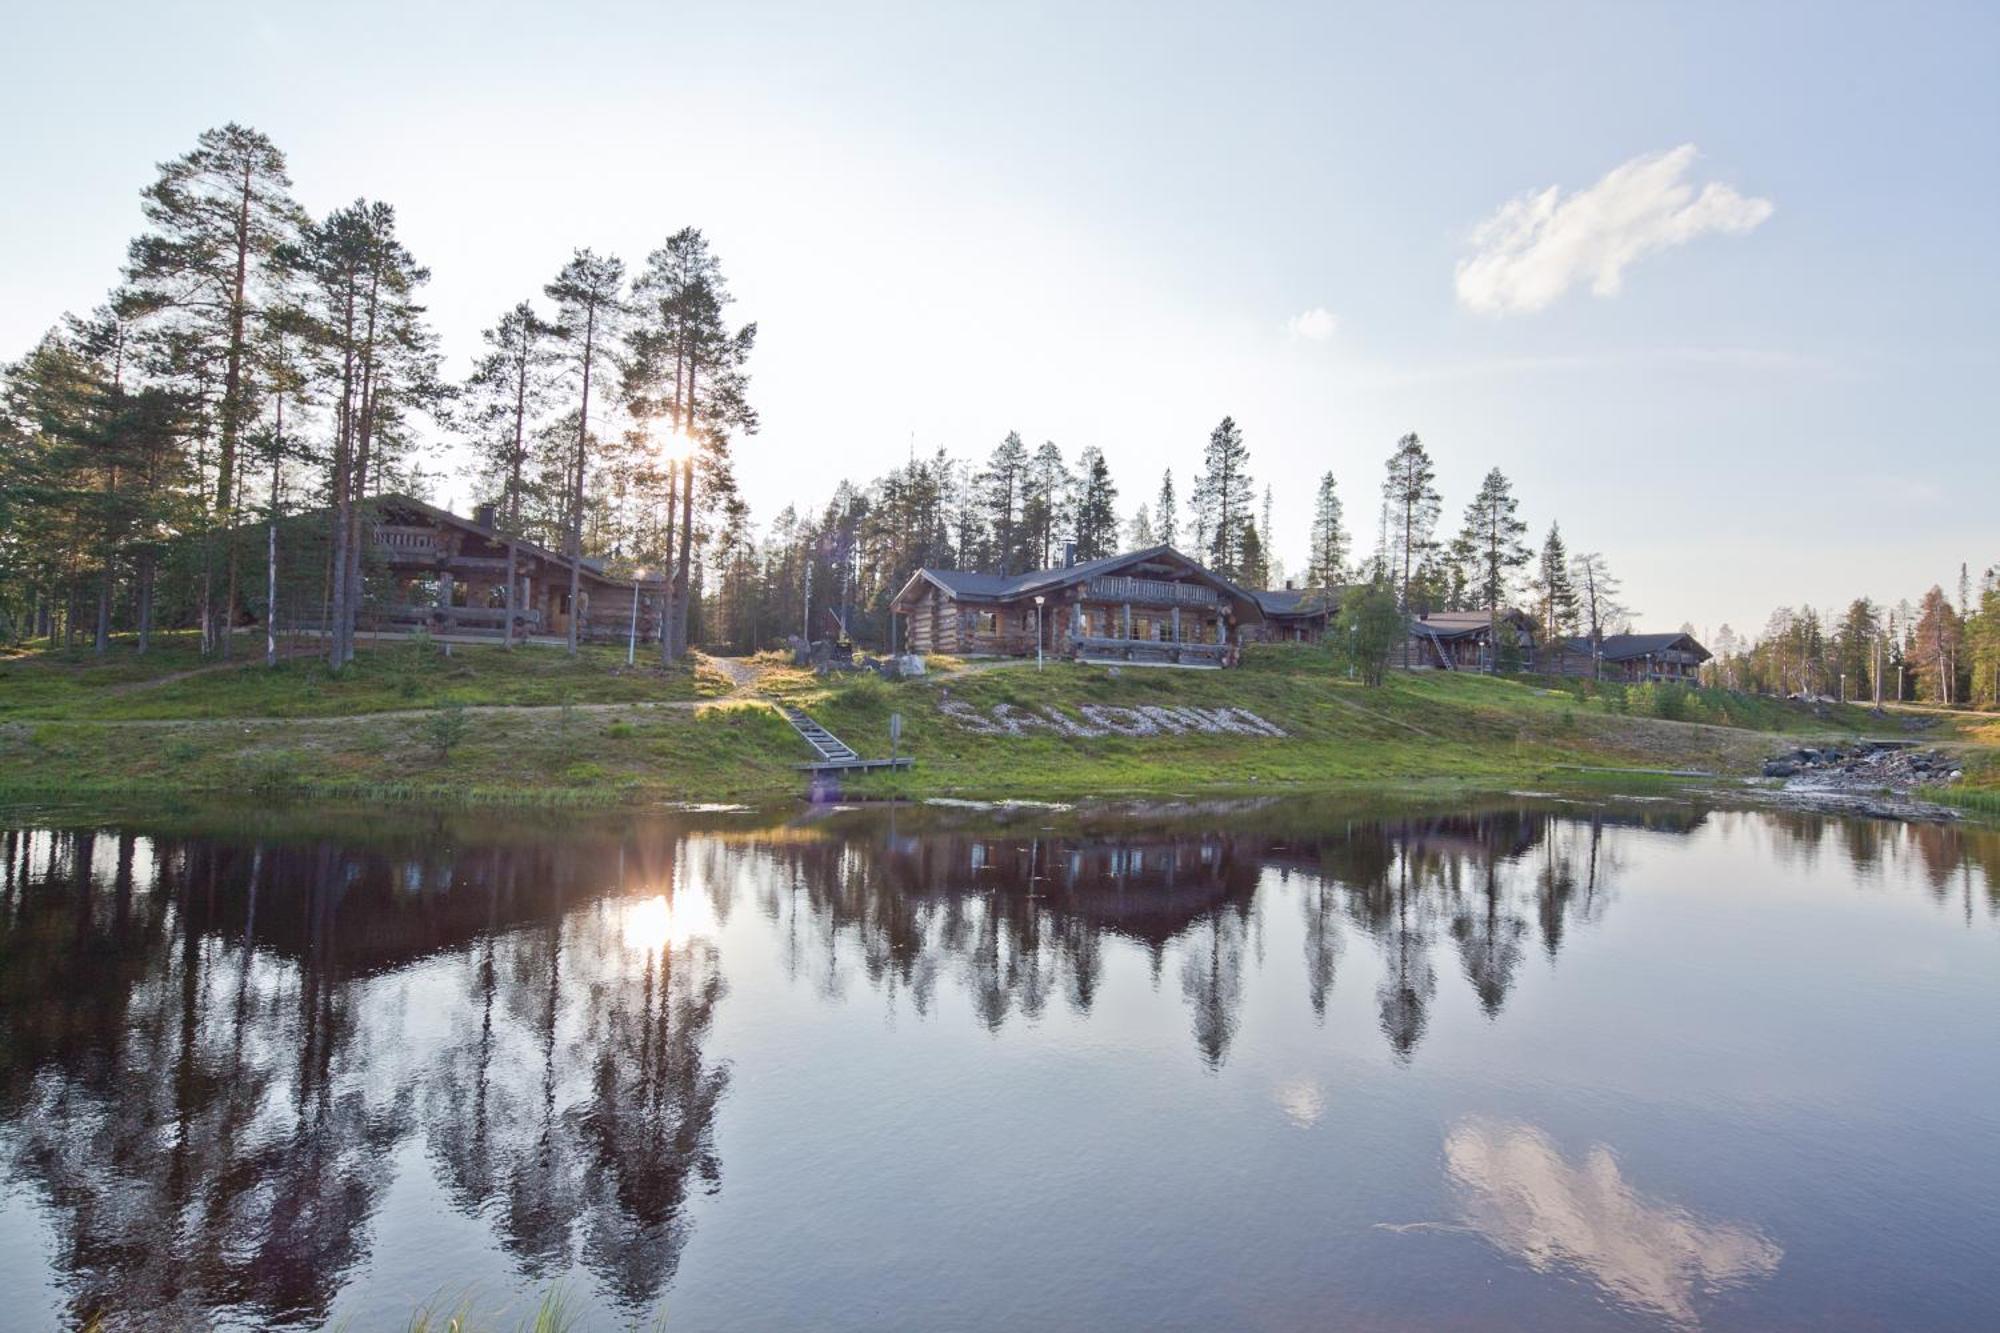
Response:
[1086, 575, 1218, 606]
[1071, 635, 1232, 667]
[374, 526, 439, 557]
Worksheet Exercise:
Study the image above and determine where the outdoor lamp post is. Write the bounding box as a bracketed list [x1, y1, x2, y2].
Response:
[628, 568, 646, 666]
[1034, 595, 1046, 671]
[1348, 622, 1357, 679]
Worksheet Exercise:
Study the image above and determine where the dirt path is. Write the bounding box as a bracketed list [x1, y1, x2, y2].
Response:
[101, 642, 328, 696]
[700, 653, 769, 695]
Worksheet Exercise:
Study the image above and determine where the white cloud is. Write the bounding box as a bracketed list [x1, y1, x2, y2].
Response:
[1456, 145, 1773, 315]
[1286, 306, 1338, 340]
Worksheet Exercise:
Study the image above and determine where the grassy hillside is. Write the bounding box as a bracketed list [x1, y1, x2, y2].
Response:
[0, 632, 721, 720]
[0, 639, 1943, 807]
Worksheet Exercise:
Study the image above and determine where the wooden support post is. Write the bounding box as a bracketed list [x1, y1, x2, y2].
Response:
[503, 543, 517, 648]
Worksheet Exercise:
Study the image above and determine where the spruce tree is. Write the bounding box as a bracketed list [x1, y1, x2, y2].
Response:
[1155, 469, 1178, 548]
[1305, 471, 1348, 593]
[1455, 468, 1531, 615]
[1072, 446, 1118, 560]
[1193, 416, 1253, 579]
[1530, 522, 1579, 647]
[979, 431, 1029, 572]
[1127, 502, 1154, 551]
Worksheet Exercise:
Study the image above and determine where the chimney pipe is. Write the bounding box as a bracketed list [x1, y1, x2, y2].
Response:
[1062, 541, 1077, 568]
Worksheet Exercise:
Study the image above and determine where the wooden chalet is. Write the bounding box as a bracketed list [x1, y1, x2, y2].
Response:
[322, 494, 666, 643]
[1542, 631, 1711, 683]
[1247, 585, 1341, 643]
[889, 545, 1264, 668]
[1397, 608, 1540, 671]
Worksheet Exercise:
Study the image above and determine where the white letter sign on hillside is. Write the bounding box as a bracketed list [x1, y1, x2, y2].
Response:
[937, 699, 1286, 739]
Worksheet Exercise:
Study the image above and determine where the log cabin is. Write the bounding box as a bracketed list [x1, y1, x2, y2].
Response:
[291, 494, 667, 643]
[1396, 608, 1541, 671]
[888, 545, 1265, 668]
[1246, 585, 1342, 643]
[1542, 631, 1712, 683]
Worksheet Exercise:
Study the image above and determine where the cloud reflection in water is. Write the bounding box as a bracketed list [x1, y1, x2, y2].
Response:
[1442, 1116, 1781, 1325]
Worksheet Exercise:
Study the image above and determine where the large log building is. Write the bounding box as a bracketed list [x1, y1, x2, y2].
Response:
[300, 494, 666, 643]
[889, 546, 1266, 668]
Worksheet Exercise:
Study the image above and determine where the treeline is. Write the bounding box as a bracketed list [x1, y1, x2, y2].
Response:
[1706, 568, 2000, 709]
[0, 123, 755, 663]
[708, 422, 1640, 657]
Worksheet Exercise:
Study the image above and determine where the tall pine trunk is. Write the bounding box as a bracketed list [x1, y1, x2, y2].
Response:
[567, 307, 597, 657]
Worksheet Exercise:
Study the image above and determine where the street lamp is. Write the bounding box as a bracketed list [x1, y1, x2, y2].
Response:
[628, 567, 646, 666]
[1034, 595, 1046, 671]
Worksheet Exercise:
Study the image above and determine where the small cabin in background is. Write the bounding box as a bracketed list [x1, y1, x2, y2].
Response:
[1246, 585, 1342, 643]
[1396, 608, 1540, 671]
[294, 494, 666, 643]
[889, 545, 1265, 668]
[1542, 632, 1711, 683]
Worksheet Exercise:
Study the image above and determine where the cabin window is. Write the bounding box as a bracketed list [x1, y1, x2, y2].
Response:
[975, 610, 999, 635]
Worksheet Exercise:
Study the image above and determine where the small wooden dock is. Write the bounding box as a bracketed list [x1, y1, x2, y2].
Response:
[778, 704, 914, 774]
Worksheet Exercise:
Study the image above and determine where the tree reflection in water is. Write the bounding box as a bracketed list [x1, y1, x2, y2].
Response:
[0, 802, 1992, 1329]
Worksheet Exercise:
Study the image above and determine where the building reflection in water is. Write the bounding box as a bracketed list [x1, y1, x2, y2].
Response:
[0, 803, 1990, 1328]
[1441, 1115, 1783, 1323]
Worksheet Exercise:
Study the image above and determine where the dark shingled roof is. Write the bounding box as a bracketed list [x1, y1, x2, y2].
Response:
[1565, 632, 1711, 662]
[1251, 586, 1341, 616]
[893, 545, 1262, 617]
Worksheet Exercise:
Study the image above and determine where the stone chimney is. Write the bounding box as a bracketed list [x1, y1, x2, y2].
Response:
[1062, 541, 1077, 568]
[474, 502, 496, 529]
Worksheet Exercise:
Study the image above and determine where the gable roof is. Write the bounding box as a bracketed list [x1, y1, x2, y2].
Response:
[1412, 609, 1537, 640]
[1565, 632, 1711, 662]
[369, 493, 661, 591]
[891, 546, 1264, 619]
[1252, 586, 1342, 617]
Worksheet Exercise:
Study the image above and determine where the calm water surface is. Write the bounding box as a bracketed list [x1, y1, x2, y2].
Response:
[0, 796, 1996, 1331]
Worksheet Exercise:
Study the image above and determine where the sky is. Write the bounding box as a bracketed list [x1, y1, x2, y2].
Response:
[5, 1, 1996, 637]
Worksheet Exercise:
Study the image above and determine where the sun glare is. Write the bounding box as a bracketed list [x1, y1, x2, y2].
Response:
[620, 894, 678, 952]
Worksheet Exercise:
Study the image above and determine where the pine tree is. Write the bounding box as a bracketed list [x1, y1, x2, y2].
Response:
[545, 249, 627, 654]
[464, 301, 560, 531]
[1530, 522, 1579, 648]
[301, 200, 442, 669]
[122, 124, 305, 654]
[1071, 446, 1118, 560]
[1381, 432, 1440, 611]
[1192, 416, 1253, 579]
[1155, 469, 1178, 548]
[628, 228, 757, 659]
[1024, 440, 1071, 567]
[1305, 472, 1347, 593]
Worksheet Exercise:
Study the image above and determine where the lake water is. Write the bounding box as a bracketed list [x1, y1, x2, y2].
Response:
[0, 795, 1996, 1331]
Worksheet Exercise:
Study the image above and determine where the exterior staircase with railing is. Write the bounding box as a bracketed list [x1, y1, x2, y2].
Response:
[778, 703, 861, 764]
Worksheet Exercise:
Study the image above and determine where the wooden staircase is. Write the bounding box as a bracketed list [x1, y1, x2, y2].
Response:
[778, 704, 861, 764]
